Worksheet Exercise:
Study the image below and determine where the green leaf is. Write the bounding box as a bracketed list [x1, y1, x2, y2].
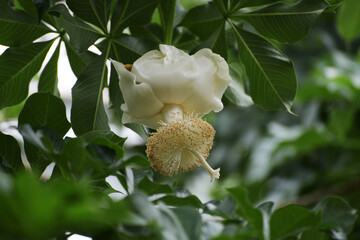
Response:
[0, 173, 130, 239]
[130, 23, 163, 44]
[15, 0, 38, 18]
[138, 176, 173, 196]
[224, 62, 253, 107]
[119, 155, 150, 169]
[228, 187, 264, 239]
[0, 132, 24, 173]
[34, 0, 52, 21]
[0, 41, 53, 109]
[17, 125, 60, 174]
[324, 0, 343, 12]
[202, 196, 237, 220]
[66, 0, 111, 31]
[230, 25, 297, 111]
[58, 137, 106, 180]
[109, 64, 124, 118]
[314, 196, 357, 235]
[82, 130, 125, 160]
[181, 2, 224, 40]
[18, 93, 71, 137]
[158, 0, 185, 44]
[49, 4, 102, 52]
[108, 36, 156, 63]
[111, 0, 158, 36]
[171, 207, 202, 240]
[270, 204, 321, 240]
[154, 195, 203, 208]
[299, 229, 331, 240]
[192, 21, 227, 59]
[231, 0, 330, 43]
[159, 0, 186, 27]
[336, 0, 360, 42]
[38, 43, 60, 95]
[231, 0, 281, 10]
[0, 0, 50, 46]
[71, 53, 110, 136]
[124, 123, 149, 141]
[64, 41, 92, 77]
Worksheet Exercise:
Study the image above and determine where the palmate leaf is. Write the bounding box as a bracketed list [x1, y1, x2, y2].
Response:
[49, 4, 102, 52]
[231, 25, 297, 112]
[71, 54, 110, 136]
[66, 0, 111, 32]
[0, 40, 53, 109]
[230, 0, 330, 43]
[230, 0, 281, 10]
[181, 2, 224, 41]
[111, 0, 158, 36]
[64, 41, 98, 77]
[0, 0, 50, 46]
[102, 36, 155, 63]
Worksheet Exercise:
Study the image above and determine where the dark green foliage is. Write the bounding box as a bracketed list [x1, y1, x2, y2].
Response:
[1, 0, 359, 239]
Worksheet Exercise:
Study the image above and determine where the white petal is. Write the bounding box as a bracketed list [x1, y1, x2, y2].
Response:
[181, 49, 232, 114]
[131, 45, 199, 104]
[111, 60, 164, 119]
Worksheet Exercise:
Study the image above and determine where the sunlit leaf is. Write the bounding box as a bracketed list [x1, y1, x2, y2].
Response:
[231, 0, 330, 43]
[38, 43, 60, 95]
[71, 54, 110, 136]
[0, 0, 50, 46]
[111, 0, 158, 36]
[66, 0, 111, 31]
[231, 25, 296, 111]
[0, 41, 53, 109]
[49, 4, 102, 52]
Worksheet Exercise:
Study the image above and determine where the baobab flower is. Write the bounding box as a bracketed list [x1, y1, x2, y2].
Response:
[111, 45, 231, 180]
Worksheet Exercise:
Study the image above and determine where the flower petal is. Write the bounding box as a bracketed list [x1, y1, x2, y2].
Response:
[111, 59, 164, 121]
[181, 49, 232, 114]
[131, 45, 199, 104]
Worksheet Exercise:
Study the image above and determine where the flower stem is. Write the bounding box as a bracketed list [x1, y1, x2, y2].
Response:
[189, 149, 220, 181]
[159, 0, 176, 45]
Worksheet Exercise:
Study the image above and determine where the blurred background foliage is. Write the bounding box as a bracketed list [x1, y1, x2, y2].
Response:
[0, 0, 360, 239]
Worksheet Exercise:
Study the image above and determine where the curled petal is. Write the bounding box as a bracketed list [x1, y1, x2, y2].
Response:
[111, 60, 164, 127]
[181, 49, 232, 114]
[131, 45, 199, 104]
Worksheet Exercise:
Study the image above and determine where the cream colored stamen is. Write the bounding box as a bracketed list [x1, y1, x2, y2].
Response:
[189, 149, 220, 181]
[146, 110, 219, 180]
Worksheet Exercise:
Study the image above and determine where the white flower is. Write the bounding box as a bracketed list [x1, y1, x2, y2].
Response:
[111, 45, 231, 180]
[111, 44, 231, 129]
